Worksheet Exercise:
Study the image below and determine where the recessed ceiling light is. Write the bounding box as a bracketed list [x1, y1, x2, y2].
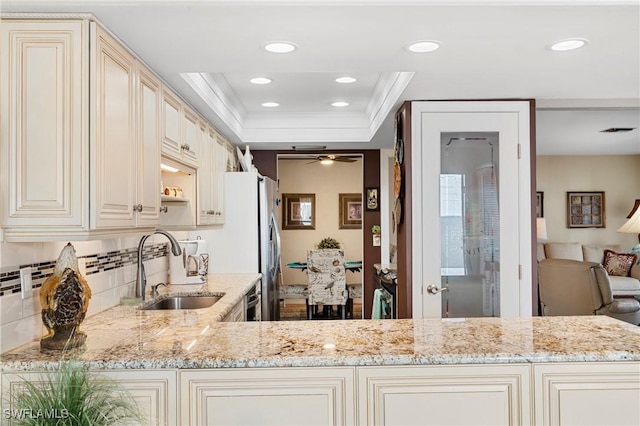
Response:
[549, 38, 588, 51]
[406, 40, 441, 53]
[264, 41, 297, 53]
[250, 77, 272, 85]
[261, 102, 280, 108]
[331, 101, 349, 107]
[335, 76, 357, 84]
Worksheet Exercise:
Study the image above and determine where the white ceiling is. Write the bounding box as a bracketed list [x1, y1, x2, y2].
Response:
[3, 0, 639, 155]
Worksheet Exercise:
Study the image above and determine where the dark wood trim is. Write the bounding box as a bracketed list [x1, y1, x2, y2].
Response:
[252, 149, 382, 319]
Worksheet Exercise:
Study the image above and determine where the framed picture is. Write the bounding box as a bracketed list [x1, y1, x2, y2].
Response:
[536, 192, 544, 218]
[283, 193, 315, 230]
[339, 193, 362, 229]
[366, 187, 379, 211]
[567, 191, 605, 228]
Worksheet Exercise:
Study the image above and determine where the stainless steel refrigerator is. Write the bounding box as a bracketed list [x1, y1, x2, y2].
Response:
[209, 171, 281, 321]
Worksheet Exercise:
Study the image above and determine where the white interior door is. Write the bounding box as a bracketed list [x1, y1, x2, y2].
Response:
[411, 101, 532, 318]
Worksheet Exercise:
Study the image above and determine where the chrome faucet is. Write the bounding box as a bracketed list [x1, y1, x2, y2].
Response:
[136, 229, 182, 300]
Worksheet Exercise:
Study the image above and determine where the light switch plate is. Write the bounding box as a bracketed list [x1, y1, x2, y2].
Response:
[20, 267, 33, 299]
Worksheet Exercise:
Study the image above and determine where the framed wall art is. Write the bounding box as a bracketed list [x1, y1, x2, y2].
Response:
[283, 193, 315, 230]
[567, 191, 605, 228]
[339, 193, 362, 229]
[366, 187, 379, 211]
[536, 192, 544, 218]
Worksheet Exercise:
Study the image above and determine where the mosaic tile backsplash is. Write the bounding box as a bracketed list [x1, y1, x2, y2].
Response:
[0, 243, 168, 298]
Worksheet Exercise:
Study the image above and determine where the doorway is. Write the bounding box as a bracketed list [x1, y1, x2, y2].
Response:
[277, 155, 364, 319]
[410, 101, 533, 318]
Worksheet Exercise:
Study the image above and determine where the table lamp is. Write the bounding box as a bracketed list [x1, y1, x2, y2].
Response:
[617, 199, 640, 254]
[536, 218, 548, 241]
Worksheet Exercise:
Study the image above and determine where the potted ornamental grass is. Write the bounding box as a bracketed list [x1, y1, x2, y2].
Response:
[9, 359, 145, 426]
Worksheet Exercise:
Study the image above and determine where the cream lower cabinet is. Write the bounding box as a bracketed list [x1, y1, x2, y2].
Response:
[1, 369, 177, 426]
[533, 362, 640, 426]
[358, 364, 532, 426]
[222, 298, 245, 322]
[179, 367, 356, 426]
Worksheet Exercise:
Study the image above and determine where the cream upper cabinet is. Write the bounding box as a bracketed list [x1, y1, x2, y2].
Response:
[135, 65, 162, 227]
[1, 20, 89, 233]
[161, 87, 183, 160]
[197, 127, 225, 225]
[213, 137, 229, 221]
[90, 24, 137, 228]
[181, 106, 200, 168]
[161, 89, 199, 168]
[0, 18, 163, 240]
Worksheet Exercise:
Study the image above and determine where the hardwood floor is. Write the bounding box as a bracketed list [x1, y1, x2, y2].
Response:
[280, 301, 363, 320]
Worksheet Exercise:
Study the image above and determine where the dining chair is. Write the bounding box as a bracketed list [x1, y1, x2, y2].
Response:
[306, 249, 348, 319]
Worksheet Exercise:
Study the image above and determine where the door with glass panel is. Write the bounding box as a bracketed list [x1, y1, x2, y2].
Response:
[410, 101, 532, 318]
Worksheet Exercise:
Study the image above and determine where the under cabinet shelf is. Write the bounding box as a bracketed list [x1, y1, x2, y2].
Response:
[161, 195, 189, 204]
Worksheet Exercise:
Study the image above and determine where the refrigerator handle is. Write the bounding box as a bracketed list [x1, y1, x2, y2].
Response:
[270, 212, 282, 282]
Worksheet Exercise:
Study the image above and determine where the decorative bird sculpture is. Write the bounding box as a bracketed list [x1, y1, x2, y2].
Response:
[40, 243, 92, 352]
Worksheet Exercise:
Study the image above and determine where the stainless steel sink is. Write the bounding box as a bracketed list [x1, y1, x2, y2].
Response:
[141, 295, 222, 310]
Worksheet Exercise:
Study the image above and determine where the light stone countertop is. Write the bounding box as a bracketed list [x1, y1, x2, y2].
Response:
[2, 273, 640, 371]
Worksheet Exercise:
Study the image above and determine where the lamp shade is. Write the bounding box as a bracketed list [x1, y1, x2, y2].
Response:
[627, 199, 640, 219]
[536, 217, 548, 241]
[618, 206, 640, 234]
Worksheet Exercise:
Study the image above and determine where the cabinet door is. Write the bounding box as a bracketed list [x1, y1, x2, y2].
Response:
[2, 369, 178, 426]
[197, 126, 214, 225]
[358, 364, 531, 426]
[180, 367, 355, 425]
[222, 300, 245, 322]
[1, 20, 88, 229]
[90, 23, 136, 228]
[161, 88, 183, 160]
[136, 66, 162, 227]
[212, 138, 228, 223]
[181, 106, 200, 168]
[534, 362, 640, 426]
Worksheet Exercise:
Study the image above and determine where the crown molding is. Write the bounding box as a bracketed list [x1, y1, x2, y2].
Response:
[181, 71, 414, 143]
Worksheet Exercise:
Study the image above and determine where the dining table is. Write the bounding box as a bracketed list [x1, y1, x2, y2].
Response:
[285, 260, 362, 273]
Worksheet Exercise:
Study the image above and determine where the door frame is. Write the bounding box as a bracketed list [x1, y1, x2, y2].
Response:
[410, 101, 533, 318]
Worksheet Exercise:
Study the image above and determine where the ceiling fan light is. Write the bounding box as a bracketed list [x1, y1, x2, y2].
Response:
[250, 77, 272, 84]
[406, 40, 441, 53]
[549, 38, 588, 51]
[320, 159, 334, 165]
[264, 41, 297, 53]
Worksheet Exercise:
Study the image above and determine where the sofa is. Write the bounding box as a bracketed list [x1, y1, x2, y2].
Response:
[538, 242, 640, 296]
[538, 258, 640, 325]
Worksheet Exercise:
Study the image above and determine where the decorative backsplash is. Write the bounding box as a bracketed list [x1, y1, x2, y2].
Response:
[0, 243, 168, 297]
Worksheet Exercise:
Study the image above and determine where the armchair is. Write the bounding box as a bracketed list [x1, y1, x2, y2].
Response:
[538, 258, 640, 325]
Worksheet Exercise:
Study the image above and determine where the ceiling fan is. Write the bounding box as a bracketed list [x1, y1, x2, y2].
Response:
[306, 154, 360, 165]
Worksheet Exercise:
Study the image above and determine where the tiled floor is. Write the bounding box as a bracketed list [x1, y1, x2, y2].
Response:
[280, 301, 363, 320]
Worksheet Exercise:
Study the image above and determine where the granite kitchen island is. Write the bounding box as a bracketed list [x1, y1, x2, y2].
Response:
[2, 274, 640, 425]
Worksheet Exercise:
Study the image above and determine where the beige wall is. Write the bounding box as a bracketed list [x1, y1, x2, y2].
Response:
[278, 158, 363, 286]
[537, 155, 640, 249]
